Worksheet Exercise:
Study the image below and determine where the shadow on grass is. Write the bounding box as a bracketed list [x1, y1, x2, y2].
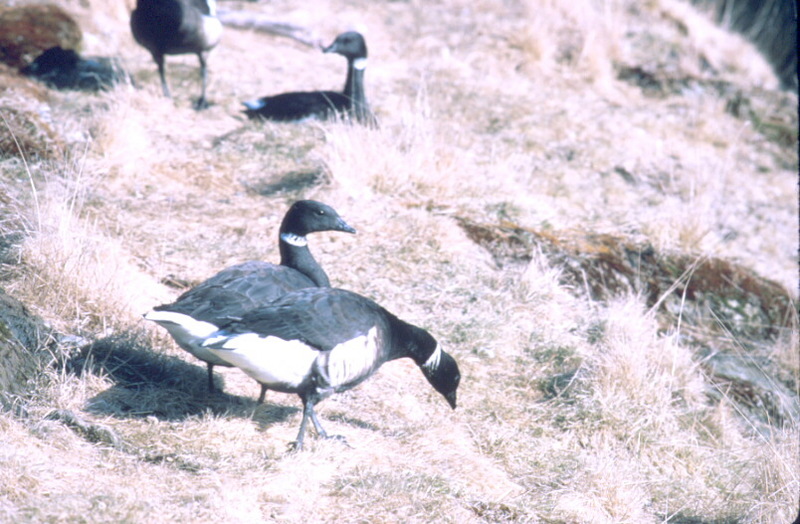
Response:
[245, 169, 326, 197]
[64, 332, 297, 426]
[326, 412, 380, 432]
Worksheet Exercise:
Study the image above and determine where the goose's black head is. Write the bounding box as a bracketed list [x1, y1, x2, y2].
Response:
[280, 200, 356, 237]
[411, 327, 460, 409]
[323, 32, 368, 61]
[424, 350, 460, 409]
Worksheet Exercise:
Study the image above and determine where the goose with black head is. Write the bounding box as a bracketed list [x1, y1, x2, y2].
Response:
[144, 200, 356, 399]
[243, 31, 375, 124]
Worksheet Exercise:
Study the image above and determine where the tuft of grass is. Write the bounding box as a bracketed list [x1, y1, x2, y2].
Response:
[319, 105, 486, 204]
[15, 197, 168, 333]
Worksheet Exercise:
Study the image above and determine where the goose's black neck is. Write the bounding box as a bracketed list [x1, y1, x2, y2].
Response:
[278, 233, 331, 287]
[382, 313, 436, 365]
[343, 59, 370, 123]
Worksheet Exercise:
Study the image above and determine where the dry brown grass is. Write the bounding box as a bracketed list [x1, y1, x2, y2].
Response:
[0, 0, 797, 522]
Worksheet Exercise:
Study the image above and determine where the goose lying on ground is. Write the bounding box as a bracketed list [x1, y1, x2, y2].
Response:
[130, 0, 222, 109]
[243, 31, 374, 124]
[21, 46, 127, 91]
[200, 287, 461, 450]
[144, 200, 355, 400]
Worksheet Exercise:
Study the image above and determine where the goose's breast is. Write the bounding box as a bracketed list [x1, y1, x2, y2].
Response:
[319, 326, 382, 389]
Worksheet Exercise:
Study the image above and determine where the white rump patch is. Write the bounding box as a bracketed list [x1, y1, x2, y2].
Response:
[324, 327, 379, 388]
[204, 334, 318, 388]
[243, 99, 266, 111]
[353, 58, 367, 71]
[422, 343, 442, 371]
[280, 232, 308, 247]
[144, 310, 219, 342]
[144, 310, 230, 365]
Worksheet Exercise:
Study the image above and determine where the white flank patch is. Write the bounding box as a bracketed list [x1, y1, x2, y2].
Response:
[205, 0, 217, 16]
[280, 232, 308, 247]
[422, 343, 442, 371]
[202, 16, 223, 48]
[325, 327, 379, 388]
[205, 334, 318, 388]
[353, 58, 367, 71]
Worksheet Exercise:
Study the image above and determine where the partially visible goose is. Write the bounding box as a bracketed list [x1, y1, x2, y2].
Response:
[21, 47, 127, 92]
[200, 287, 461, 450]
[130, 0, 222, 109]
[243, 31, 374, 124]
[144, 200, 356, 399]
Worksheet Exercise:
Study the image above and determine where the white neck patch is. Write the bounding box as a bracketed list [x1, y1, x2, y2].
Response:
[280, 232, 308, 247]
[353, 58, 367, 71]
[422, 343, 442, 371]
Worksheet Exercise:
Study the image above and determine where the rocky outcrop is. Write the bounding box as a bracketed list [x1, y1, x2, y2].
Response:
[0, 4, 82, 69]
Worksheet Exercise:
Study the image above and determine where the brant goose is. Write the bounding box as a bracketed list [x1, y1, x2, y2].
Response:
[201, 287, 461, 450]
[144, 200, 355, 399]
[21, 47, 127, 91]
[130, 0, 222, 109]
[243, 31, 374, 124]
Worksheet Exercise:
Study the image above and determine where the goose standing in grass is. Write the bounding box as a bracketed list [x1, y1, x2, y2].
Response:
[130, 0, 222, 109]
[199, 287, 460, 450]
[144, 200, 356, 400]
[243, 31, 375, 124]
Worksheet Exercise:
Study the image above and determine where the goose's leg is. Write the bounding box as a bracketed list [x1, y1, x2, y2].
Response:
[308, 401, 350, 448]
[308, 406, 328, 438]
[289, 395, 350, 451]
[257, 384, 267, 404]
[194, 52, 209, 110]
[153, 53, 171, 98]
[206, 363, 216, 393]
[290, 395, 315, 451]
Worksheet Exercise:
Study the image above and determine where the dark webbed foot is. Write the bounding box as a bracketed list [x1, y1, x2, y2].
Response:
[194, 97, 210, 110]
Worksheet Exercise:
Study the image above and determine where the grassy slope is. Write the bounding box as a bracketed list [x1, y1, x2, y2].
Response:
[1, 0, 797, 522]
